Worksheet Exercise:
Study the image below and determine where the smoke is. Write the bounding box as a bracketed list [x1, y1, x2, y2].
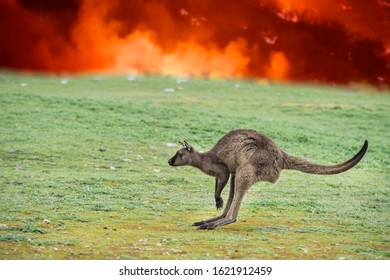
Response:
[1, 0, 389, 85]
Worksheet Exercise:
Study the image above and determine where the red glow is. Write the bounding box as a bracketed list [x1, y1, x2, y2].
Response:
[0, 0, 389, 85]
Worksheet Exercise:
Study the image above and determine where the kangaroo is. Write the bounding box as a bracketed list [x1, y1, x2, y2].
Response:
[168, 129, 368, 229]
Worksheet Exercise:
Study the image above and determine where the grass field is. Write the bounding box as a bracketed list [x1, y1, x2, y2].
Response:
[0, 72, 389, 260]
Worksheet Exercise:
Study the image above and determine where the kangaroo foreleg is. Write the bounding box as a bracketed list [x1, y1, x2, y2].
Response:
[215, 175, 229, 210]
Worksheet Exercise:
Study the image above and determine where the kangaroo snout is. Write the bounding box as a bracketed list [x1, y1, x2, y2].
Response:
[168, 154, 178, 166]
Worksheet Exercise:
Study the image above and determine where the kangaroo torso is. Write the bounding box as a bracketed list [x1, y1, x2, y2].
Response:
[207, 129, 284, 182]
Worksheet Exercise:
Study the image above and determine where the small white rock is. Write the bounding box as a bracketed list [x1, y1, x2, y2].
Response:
[20, 83, 28, 87]
[163, 88, 175, 92]
[171, 249, 183, 253]
[126, 74, 137, 81]
[110, 166, 116, 170]
[139, 238, 148, 244]
[166, 142, 178, 147]
[176, 78, 188, 84]
[136, 155, 144, 161]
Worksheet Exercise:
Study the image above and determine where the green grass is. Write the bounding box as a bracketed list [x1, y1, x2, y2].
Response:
[0, 72, 389, 260]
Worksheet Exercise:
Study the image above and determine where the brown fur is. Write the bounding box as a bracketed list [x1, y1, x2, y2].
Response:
[168, 129, 368, 229]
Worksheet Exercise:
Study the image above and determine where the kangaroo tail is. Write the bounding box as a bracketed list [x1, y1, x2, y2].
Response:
[282, 140, 368, 175]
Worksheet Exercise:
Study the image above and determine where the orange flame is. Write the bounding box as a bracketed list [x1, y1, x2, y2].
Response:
[265, 52, 289, 80]
[0, 0, 389, 85]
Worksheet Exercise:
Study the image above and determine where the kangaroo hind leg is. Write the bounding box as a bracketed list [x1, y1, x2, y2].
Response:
[199, 169, 255, 230]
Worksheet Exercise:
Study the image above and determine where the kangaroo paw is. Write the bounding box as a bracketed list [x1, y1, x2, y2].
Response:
[215, 197, 223, 210]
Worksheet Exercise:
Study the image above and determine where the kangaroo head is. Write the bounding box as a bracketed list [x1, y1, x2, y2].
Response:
[168, 141, 194, 166]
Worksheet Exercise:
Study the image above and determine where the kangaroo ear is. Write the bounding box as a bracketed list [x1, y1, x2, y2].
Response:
[183, 141, 193, 152]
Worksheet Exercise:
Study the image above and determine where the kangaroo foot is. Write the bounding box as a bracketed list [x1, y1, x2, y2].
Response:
[192, 215, 225, 226]
[198, 218, 237, 230]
